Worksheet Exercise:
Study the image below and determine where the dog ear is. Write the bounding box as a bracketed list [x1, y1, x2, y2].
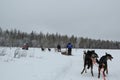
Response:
[105, 52, 108, 55]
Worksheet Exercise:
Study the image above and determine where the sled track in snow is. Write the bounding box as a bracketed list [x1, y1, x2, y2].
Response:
[54, 55, 82, 80]
[54, 56, 73, 80]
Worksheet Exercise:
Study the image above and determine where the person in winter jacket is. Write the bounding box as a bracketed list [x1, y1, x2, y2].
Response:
[57, 44, 61, 52]
[67, 43, 73, 55]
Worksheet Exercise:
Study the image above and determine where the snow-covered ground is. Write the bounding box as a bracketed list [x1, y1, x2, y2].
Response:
[0, 47, 120, 80]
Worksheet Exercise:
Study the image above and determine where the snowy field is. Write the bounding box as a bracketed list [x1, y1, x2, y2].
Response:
[0, 47, 120, 80]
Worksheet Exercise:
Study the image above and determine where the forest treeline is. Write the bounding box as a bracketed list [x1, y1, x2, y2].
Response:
[0, 27, 120, 49]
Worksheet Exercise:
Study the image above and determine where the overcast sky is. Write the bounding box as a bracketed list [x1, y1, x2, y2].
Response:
[0, 0, 120, 41]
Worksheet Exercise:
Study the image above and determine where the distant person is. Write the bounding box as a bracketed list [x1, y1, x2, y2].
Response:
[67, 43, 73, 55]
[57, 44, 61, 52]
[22, 43, 29, 50]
